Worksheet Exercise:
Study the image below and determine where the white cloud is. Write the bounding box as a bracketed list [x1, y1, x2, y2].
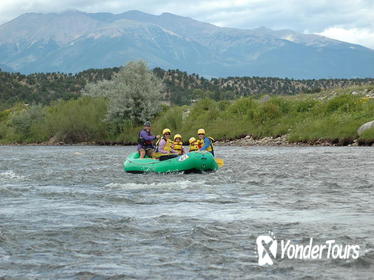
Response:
[318, 27, 374, 49]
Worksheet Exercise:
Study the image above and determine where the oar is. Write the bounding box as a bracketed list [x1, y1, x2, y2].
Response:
[215, 158, 224, 167]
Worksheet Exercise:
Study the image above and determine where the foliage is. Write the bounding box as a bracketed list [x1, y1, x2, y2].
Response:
[42, 97, 107, 143]
[82, 61, 164, 125]
[1, 66, 374, 108]
[0, 97, 107, 143]
[2, 63, 374, 145]
[9, 105, 45, 141]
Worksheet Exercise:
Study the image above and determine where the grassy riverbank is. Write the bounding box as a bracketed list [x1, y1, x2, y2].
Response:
[1, 85, 374, 146]
[152, 88, 374, 146]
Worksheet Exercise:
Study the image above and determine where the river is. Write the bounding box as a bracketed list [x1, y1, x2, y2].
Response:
[0, 146, 373, 279]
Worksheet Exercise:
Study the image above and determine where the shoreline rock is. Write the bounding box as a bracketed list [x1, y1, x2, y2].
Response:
[215, 135, 294, 146]
[357, 120, 374, 136]
[215, 135, 362, 147]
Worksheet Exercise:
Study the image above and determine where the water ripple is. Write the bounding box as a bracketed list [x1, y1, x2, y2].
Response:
[0, 146, 373, 279]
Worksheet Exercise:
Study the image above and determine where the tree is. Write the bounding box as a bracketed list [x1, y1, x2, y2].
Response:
[82, 61, 164, 125]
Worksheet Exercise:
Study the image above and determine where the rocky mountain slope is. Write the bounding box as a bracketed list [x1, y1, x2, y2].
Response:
[0, 10, 374, 78]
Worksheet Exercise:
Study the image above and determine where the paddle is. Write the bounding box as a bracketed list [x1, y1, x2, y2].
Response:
[215, 158, 224, 167]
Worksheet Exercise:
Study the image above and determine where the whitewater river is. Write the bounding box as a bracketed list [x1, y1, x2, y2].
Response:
[0, 146, 373, 279]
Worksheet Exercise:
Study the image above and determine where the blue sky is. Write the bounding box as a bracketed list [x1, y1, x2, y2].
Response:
[1, 0, 374, 48]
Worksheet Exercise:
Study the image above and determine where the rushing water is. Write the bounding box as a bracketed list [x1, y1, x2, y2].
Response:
[0, 145, 373, 279]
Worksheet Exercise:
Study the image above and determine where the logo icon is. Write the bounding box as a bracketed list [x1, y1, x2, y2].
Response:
[256, 234, 278, 265]
[255, 233, 360, 266]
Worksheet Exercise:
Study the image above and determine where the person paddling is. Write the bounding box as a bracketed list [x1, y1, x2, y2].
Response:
[197, 128, 215, 156]
[137, 121, 159, 158]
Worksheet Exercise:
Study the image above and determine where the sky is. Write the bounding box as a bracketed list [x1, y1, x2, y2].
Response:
[0, 0, 374, 49]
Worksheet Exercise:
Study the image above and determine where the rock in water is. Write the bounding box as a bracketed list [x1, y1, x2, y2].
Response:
[357, 120, 374, 136]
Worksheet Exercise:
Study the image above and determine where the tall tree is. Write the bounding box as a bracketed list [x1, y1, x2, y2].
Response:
[82, 61, 164, 124]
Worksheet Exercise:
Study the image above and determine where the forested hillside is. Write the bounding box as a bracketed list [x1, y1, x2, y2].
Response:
[1, 66, 374, 109]
[1, 62, 374, 146]
[0, 68, 119, 109]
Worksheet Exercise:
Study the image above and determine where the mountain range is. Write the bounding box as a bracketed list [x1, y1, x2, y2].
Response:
[0, 10, 374, 78]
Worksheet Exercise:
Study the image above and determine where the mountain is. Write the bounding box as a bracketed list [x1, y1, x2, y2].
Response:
[0, 10, 374, 78]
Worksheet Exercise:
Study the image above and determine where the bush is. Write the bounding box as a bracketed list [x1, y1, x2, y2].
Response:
[2, 85, 374, 145]
[288, 114, 361, 142]
[9, 105, 44, 140]
[325, 94, 361, 114]
[228, 97, 256, 119]
[293, 98, 319, 113]
[43, 97, 107, 143]
[154, 107, 183, 134]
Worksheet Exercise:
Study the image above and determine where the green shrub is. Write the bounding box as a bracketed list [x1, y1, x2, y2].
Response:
[9, 105, 44, 140]
[288, 114, 360, 142]
[43, 97, 107, 143]
[268, 97, 291, 114]
[0, 122, 9, 142]
[325, 94, 361, 114]
[228, 97, 256, 119]
[153, 107, 184, 135]
[293, 98, 319, 113]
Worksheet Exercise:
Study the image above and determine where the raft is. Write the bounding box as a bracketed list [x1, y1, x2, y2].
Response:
[123, 151, 219, 173]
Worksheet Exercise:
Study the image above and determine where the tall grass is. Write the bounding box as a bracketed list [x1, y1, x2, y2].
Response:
[151, 94, 374, 144]
[1, 92, 374, 145]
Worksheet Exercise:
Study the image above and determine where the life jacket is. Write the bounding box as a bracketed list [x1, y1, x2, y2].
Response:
[197, 136, 215, 153]
[173, 140, 184, 155]
[156, 137, 173, 153]
[189, 141, 199, 152]
[138, 130, 153, 146]
[196, 139, 204, 149]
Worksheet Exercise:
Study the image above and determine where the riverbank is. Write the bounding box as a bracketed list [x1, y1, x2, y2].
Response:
[2, 134, 374, 147]
[2, 87, 374, 146]
[215, 134, 374, 146]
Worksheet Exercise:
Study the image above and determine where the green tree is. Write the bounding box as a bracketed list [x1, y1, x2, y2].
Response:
[82, 61, 164, 125]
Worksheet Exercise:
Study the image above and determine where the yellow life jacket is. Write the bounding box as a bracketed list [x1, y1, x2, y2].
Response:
[173, 140, 184, 155]
[189, 141, 199, 152]
[196, 139, 204, 149]
[197, 137, 214, 152]
[156, 137, 173, 152]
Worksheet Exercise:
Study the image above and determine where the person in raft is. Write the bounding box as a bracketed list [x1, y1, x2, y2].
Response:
[197, 128, 215, 156]
[188, 137, 199, 152]
[155, 128, 176, 155]
[137, 121, 160, 158]
[173, 134, 185, 155]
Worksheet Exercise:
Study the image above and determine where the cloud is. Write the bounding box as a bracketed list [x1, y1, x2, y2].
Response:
[318, 27, 374, 49]
[0, 0, 374, 48]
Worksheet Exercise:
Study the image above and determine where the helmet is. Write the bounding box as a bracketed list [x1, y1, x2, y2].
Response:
[174, 134, 182, 140]
[189, 137, 196, 144]
[197, 128, 206, 135]
[144, 121, 151, 127]
[162, 128, 171, 135]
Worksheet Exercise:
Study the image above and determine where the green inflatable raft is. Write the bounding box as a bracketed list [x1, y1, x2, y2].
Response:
[123, 151, 219, 173]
